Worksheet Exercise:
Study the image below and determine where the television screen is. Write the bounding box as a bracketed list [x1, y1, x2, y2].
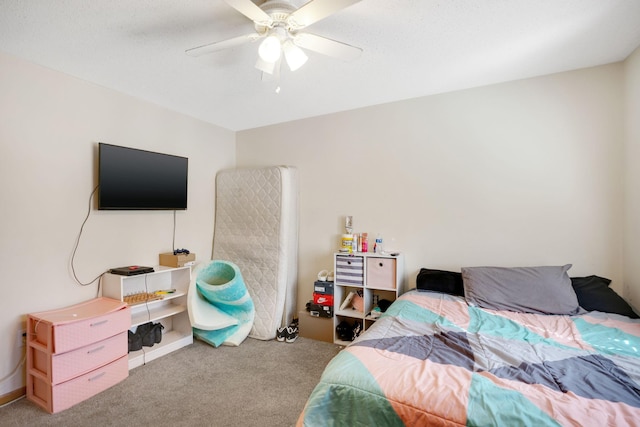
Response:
[98, 143, 188, 210]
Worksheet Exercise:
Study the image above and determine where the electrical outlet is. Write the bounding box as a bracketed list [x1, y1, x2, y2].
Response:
[16, 329, 26, 348]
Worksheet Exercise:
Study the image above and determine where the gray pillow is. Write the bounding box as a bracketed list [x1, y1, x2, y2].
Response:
[462, 265, 582, 315]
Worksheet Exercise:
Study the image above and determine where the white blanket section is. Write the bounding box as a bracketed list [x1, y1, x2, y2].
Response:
[212, 166, 299, 340]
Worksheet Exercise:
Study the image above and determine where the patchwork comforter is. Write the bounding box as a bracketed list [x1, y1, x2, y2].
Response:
[298, 290, 640, 426]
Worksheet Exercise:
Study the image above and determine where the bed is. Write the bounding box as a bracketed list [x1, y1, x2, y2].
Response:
[297, 265, 640, 426]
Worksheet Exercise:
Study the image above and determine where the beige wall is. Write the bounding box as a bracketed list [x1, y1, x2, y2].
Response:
[1, 48, 637, 398]
[0, 51, 235, 395]
[624, 46, 640, 306]
[237, 64, 627, 314]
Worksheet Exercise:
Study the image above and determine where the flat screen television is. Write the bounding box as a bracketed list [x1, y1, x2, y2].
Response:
[98, 143, 188, 210]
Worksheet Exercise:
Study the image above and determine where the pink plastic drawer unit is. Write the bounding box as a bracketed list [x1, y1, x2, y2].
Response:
[28, 297, 130, 354]
[28, 355, 128, 414]
[30, 332, 128, 385]
[26, 297, 130, 413]
[366, 257, 397, 289]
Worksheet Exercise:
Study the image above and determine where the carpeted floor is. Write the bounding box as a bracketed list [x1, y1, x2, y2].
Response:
[0, 337, 342, 427]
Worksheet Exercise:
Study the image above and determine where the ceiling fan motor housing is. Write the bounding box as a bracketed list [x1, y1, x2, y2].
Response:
[255, 0, 300, 34]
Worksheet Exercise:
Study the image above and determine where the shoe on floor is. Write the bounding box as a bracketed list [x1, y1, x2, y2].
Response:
[285, 325, 299, 343]
[276, 326, 287, 342]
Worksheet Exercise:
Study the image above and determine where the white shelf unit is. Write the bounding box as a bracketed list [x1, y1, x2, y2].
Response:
[333, 252, 405, 345]
[102, 266, 193, 369]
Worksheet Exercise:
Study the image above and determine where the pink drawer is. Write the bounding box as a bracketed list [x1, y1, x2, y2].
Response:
[30, 332, 127, 385]
[366, 257, 397, 289]
[28, 355, 128, 414]
[29, 298, 130, 353]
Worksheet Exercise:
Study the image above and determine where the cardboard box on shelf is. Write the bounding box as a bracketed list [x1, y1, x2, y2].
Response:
[306, 302, 333, 318]
[313, 280, 334, 295]
[159, 252, 195, 268]
[313, 293, 334, 306]
[298, 311, 333, 343]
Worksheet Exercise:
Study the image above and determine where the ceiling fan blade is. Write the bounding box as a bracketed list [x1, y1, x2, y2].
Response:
[288, 0, 362, 29]
[225, 0, 273, 25]
[185, 33, 260, 57]
[294, 33, 362, 61]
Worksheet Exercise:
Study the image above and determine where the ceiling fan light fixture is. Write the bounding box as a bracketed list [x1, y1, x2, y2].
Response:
[255, 56, 276, 74]
[283, 40, 308, 71]
[187, 0, 364, 79]
[258, 34, 282, 63]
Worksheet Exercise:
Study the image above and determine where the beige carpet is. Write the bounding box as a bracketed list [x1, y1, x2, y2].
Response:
[0, 337, 342, 427]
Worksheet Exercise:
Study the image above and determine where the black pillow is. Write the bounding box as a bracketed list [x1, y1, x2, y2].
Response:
[416, 268, 465, 297]
[570, 275, 639, 318]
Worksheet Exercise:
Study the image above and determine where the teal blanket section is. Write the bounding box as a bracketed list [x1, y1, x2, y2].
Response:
[192, 260, 255, 347]
[573, 317, 640, 358]
[301, 351, 404, 427]
[383, 299, 461, 331]
[468, 306, 572, 350]
[467, 373, 562, 427]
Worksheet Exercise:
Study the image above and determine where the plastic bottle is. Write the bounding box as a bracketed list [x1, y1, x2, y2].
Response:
[362, 233, 369, 253]
[341, 234, 353, 252]
[374, 234, 383, 254]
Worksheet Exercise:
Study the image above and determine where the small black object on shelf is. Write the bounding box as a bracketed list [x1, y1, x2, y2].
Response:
[173, 248, 190, 255]
[128, 322, 164, 352]
[109, 266, 154, 276]
[378, 299, 393, 312]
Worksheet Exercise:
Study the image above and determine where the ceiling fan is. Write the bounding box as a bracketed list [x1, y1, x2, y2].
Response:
[186, 0, 363, 75]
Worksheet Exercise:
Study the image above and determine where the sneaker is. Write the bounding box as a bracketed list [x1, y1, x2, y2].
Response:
[276, 326, 287, 342]
[352, 322, 362, 340]
[285, 325, 299, 343]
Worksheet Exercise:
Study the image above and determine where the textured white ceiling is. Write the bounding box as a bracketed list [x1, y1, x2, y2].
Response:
[1, 0, 639, 131]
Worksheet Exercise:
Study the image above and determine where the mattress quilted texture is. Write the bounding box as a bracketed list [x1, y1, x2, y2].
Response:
[212, 167, 298, 340]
